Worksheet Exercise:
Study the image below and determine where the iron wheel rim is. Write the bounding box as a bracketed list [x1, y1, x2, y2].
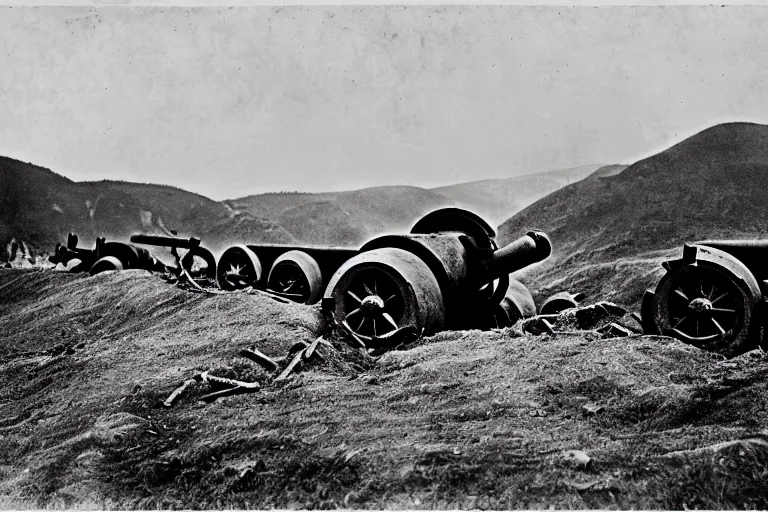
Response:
[663, 264, 744, 344]
[267, 262, 312, 302]
[341, 267, 406, 340]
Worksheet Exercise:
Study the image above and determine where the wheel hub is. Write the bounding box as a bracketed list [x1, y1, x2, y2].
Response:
[689, 297, 713, 313]
[361, 295, 385, 311]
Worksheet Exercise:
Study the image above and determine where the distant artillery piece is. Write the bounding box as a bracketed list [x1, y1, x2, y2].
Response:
[48, 232, 216, 278]
[641, 240, 768, 356]
[215, 208, 552, 342]
[49, 233, 165, 275]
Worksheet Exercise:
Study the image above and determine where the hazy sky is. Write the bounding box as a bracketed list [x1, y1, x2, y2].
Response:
[2, 5, 768, 199]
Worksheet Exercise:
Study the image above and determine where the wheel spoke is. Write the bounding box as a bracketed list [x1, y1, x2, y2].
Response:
[382, 312, 398, 329]
[363, 282, 374, 295]
[674, 289, 689, 301]
[711, 307, 736, 314]
[348, 291, 363, 304]
[284, 279, 301, 292]
[373, 318, 377, 337]
[710, 317, 726, 336]
[384, 294, 396, 303]
[711, 292, 729, 305]
[357, 316, 366, 331]
[345, 308, 362, 320]
[674, 315, 690, 329]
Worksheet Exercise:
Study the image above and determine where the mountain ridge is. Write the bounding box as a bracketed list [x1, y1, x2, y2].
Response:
[499, 121, 768, 310]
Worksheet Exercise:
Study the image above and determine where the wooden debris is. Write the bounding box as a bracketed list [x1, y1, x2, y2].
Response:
[239, 348, 279, 372]
[662, 437, 768, 458]
[340, 320, 368, 349]
[200, 385, 261, 403]
[304, 336, 323, 359]
[249, 288, 292, 304]
[180, 268, 226, 294]
[317, 338, 334, 349]
[274, 349, 305, 382]
[201, 372, 261, 390]
[163, 378, 198, 408]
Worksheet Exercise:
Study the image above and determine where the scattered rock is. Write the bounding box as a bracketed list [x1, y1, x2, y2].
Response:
[596, 322, 633, 339]
[582, 403, 604, 416]
[570, 302, 627, 330]
[562, 449, 592, 469]
[522, 316, 556, 336]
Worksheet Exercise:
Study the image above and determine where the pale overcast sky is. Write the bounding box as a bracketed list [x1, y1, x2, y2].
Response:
[2, 5, 768, 199]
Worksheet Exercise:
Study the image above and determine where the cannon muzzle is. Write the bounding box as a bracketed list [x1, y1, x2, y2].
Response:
[482, 230, 552, 281]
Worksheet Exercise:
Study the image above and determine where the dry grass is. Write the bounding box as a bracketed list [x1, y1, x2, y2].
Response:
[3, 268, 768, 509]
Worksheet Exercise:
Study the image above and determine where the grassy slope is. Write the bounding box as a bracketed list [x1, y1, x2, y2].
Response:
[500, 123, 768, 312]
[3, 268, 768, 509]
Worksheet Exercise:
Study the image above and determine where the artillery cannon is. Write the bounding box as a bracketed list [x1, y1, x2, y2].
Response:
[49, 233, 162, 275]
[215, 208, 552, 341]
[641, 240, 768, 356]
[52, 208, 551, 341]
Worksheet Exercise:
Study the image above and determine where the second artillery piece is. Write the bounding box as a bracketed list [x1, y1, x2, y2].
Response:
[642, 239, 768, 356]
[212, 208, 552, 342]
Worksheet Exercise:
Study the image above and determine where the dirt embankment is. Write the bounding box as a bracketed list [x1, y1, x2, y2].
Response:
[2, 268, 768, 509]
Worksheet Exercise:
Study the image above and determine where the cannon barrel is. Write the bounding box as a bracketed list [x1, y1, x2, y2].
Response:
[130, 234, 201, 249]
[482, 230, 552, 281]
[695, 239, 768, 282]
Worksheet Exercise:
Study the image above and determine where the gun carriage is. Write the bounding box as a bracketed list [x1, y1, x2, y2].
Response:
[641, 240, 768, 356]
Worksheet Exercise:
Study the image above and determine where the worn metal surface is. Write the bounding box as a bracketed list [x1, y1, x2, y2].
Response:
[323, 247, 445, 343]
[643, 243, 763, 356]
[266, 250, 325, 304]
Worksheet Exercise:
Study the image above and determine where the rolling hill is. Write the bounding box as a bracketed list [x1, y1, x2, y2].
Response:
[224, 164, 612, 247]
[499, 122, 768, 311]
[1, 154, 611, 261]
[0, 156, 294, 260]
[432, 163, 607, 226]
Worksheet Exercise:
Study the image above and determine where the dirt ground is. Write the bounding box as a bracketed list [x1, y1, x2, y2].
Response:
[2, 268, 768, 510]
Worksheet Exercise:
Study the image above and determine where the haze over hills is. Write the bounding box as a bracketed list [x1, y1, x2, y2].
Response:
[1, 157, 607, 258]
[224, 164, 610, 247]
[499, 122, 768, 311]
[432, 163, 606, 226]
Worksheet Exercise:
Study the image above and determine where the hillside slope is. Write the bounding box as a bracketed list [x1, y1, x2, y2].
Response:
[499, 122, 768, 309]
[226, 164, 611, 247]
[3, 268, 768, 509]
[433, 164, 608, 226]
[0, 157, 293, 259]
[225, 186, 453, 247]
